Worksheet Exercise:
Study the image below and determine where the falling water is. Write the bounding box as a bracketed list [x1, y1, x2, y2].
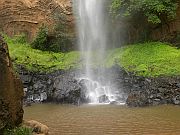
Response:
[73, 0, 125, 104]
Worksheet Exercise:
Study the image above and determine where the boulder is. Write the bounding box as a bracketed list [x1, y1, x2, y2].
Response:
[52, 74, 88, 104]
[126, 91, 149, 107]
[23, 120, 49, 135]
[172, 96, 180, 105]
[0, 35, 24, 133]
[98, 95, 110, 103]
[110, 101, 119, 105]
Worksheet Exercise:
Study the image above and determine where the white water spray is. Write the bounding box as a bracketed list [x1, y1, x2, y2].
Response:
[73, 0, 125, 104]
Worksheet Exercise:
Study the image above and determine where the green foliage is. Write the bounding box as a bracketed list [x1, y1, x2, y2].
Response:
[3, 34, 27, 44]
[31, 24, 48, 51]
[5, 35, 180, 77]
[6, 36, 80, 72]
[106, 42, 180, 77]
[31, 23, 72, 52]
[3, 127, 32, 135]
[49, 23, 73, 52]
[110, 0, 178, 24]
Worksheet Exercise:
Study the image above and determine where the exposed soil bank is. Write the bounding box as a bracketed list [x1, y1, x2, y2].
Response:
[19, 65, 180, 107]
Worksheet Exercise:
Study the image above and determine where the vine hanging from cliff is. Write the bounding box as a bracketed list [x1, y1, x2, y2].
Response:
[110, 0, 178, 24]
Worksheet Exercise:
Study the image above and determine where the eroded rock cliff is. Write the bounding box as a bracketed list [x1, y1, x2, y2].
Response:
[0, 34, 23, 133]
[112, 0, 180, 46]
[1, 0, 180, 46]
[0, 0, 75, 41]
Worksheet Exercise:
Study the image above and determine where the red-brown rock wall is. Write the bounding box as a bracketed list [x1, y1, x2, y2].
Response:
[0, 34, 23, 133]
[0, 0, 75, 41]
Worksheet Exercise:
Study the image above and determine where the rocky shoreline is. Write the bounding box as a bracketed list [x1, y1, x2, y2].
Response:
[18, 65, 180, 107]
[126, 75, 180, 107]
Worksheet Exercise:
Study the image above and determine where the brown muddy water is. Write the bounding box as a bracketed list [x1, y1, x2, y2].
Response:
[24, 104, 180, 135]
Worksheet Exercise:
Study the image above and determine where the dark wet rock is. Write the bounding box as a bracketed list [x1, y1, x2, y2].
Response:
[17, 63, 180, 107]
[174, 100, 180, 105]
[98, 95, 110, 103]
[24, 101, 31, 107]
[126, 76, 180, 107]
[176, 83, 180, 88]
[126, 91, 149, 107]
[152, 99, 161, 106]
[172, 96, 180, 105]
[18, 68, 89, 105]
[52, 75, 88, 104]
[110, 101, 119, 105]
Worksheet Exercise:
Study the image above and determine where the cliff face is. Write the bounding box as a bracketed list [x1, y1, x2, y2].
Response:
[0, 0, 75, 41]
[150, 1, 180, 43]
[0, 0, 180, 47]
[112, 1, 180, 46]
[0, 34, 23, 133]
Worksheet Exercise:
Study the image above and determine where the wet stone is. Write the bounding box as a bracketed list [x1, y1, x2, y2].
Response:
[98, 95, 110, 103]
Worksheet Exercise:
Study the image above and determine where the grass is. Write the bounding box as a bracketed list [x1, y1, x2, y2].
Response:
[5, 35, 80, 72]
[4, 35, 180, 77]
[3, 127, 33, 135]
[106, 42, 180, 77]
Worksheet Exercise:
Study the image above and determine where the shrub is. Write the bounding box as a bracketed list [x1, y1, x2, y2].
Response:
[3, 127, 33, 135]
[31, 23, 72, 52]
[110, 0, 178, 24]
[49, 23, 73, 52]
[31, 24, 48, 51]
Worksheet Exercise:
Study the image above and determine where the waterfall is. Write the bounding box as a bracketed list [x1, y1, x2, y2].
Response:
[73, 0, 125, 104]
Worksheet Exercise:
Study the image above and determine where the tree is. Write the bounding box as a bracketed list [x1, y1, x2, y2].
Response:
[31, 24, 48, 51]
[110, 0, 178, 24]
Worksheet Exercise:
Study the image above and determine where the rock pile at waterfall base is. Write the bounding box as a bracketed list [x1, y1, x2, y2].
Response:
[19, 68, 89, 105]
[126, 76, 180, 107]
[19, 65, 180, 107]
[0, 35, 24, 133]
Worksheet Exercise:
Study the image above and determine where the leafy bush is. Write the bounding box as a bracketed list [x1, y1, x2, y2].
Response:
[31, 23, 72, 52]
[110, 0, 178, 24]
[49, 23, 73, 52]
[3, 127, 33, 135]
[31, 24, 48, 51]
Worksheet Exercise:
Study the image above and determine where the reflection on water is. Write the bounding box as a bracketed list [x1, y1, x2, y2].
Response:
[24, 104, 180, 135]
